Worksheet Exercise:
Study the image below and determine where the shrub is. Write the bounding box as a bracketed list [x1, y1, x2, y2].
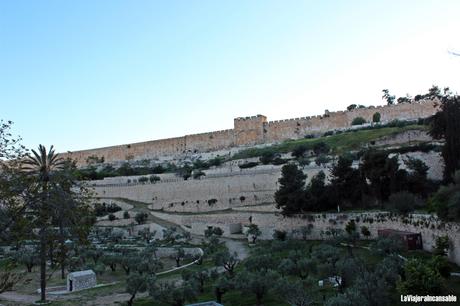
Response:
[123, 211, 130, 219]
[273, 230, 287, 241]
[108, 214, 116, 221]
[135, 212, 148, 224]
[193, 171, 206, 179]
[208, 199, 218, 205]
[149, 175, 160, 183]
[208, 156, 224, 167]
[373, 112, 381, 123]
[152, 165, 165, 174]
[312, 142, 330, 155]
[94, 202, 122, 217]
[323, 131, 334, 137]
[361, 226, 371, 237]
[259, 151, 276, 164]
[351, 116, 367, 125]
[138, 176, 148, 183]
[315, 154, 330, 166]
[386, 191, 423, 214]
[238, 162, 259, 169]
[291, 145, 308, 158]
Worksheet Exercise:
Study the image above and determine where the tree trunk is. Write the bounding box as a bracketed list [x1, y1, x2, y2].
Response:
[127, 292, 136, 306]
[59, 220, 66, 279]
[256, 293, 263, 306]
[215, 288, 223, 303]
[39, 227, 47, 302]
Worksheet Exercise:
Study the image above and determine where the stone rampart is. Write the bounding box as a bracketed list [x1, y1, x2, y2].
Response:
[151, 210, 460, 265]
[60, 101, 438, 166]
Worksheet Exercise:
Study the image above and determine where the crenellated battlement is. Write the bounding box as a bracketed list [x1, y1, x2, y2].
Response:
[60, 100, 439, 166]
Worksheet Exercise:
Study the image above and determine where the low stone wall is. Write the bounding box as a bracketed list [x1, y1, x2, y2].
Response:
[151, 211, 460, 265]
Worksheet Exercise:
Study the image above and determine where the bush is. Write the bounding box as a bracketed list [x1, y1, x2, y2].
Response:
[208, 156, 224, 167]
[259, 151, 276, 164]
[315, 154, 330, 166]
[193, 171, 206, 179]
[361, 226, 371, 237]
[149, 175, 160, 183]
[108, 214, 116, 221]
[291, 145, 308, 158]
[135, 212, 148, 224]
[351, 117, 367, 125]
[386, 191, 423, 214]
[138, 176, 148, 183]
[238, 162, 259, 169]
[312, 142, 330, 155]
[273, 230, 287, 241]
[323, 131, 334, 137]
[95, 202, 122, 217]
[123, 211, 130, 219]
[373, 112, 381, 123]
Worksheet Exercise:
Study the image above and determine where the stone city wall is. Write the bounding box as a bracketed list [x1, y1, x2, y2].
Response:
[92, 170, 281, 213]
[60, 101, 438, 166]
[91, 150, 442, 214]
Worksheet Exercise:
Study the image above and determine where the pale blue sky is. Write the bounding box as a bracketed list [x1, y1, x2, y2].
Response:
[1, 1, 459, 152]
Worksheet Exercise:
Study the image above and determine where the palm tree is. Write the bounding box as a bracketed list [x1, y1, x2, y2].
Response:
[23, 145, 64, 302]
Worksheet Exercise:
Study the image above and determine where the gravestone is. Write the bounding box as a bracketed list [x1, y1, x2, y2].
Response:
[67, 270, 96, 292]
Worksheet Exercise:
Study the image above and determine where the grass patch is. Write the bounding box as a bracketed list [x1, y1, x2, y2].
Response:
[233, 125, 427, 159]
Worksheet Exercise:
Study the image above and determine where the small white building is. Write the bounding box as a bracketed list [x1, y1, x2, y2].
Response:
[67, 270, 96, 292]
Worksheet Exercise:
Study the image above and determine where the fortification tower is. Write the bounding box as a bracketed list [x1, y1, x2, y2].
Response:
[233, 114, 267, 146]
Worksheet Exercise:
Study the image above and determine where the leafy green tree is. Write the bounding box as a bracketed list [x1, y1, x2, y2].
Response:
[428, 172, 460, 221]
[372, 236, 404, 256]
[430, 94, 460, 182]
[313, 142, 330, 155]
[126, 273, 151, 306]
[0, 262, 23, 294]
[246, 223, 262, 243]
[382, 89, 395, 105]
[13, 250, 38, 272]
[397, 258, 444, 295]
[360, 226, 371, 238]
[22, 145, 65, 302]
[275, 164, 307, 215]
[433, 235, 450, 256]
[135, 212, 148, 224]
[182, 270, 209, 293]
[245, 254, 277, 273]
[360, 150, 399, 203]
[213, 249, 240, 276]
[236, 270, 280, 306]
[212, 273, 234, 303]
[162, 227, 181, 244]
[259, 150, 276, 164]
[148, 281, 197, 306]
[305, 171, 334, 211]
[351, 117, 366, 125]
[292, 145, 308, 159]
[372, 112, 381, 123]
[204, 226, 224, 238]
[386, 191, 422, 214]
[278, 251, 316, 279]
[276, 278, 313, 306]
[315, 154, 330, 166]
[330, 155, 365, 208]
[173, 247, 186, 267]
